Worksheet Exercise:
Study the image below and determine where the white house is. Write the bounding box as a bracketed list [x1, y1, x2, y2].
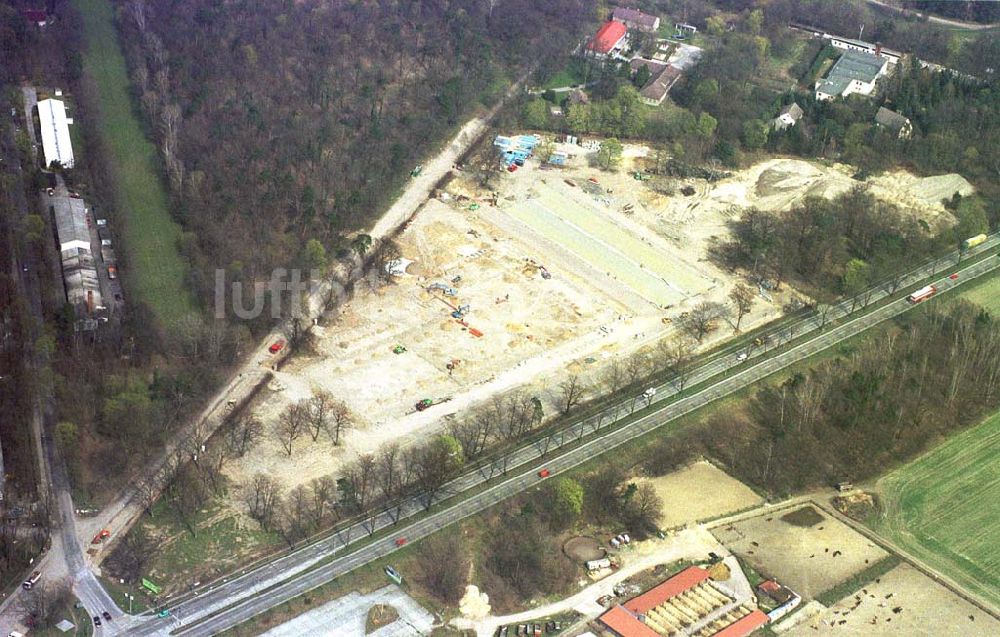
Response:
[772, 102, 804, 130]
[37, 98, 75, 169]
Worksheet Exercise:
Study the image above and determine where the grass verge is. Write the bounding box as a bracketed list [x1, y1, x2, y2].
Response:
[73, 0, 193, 328]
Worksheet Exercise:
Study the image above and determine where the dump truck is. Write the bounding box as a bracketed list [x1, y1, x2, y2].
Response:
[963, 233, 988, 250]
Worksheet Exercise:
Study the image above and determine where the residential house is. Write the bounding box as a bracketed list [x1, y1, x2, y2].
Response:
[772, 102, 804, 130]
[567, 89, 590, 106]
[874, 106, 913, 138]
[815, 50, 888, 101]
[587, 20, 628, 59]
[629, 58, 682, 105]
[612, 7, 660, 33]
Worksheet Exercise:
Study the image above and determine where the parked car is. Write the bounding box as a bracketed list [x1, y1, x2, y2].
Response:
[269, 339, 285, 354]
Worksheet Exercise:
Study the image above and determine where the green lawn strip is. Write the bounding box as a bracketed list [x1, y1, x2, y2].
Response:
[957, 271, 1000, 312]
[98, 574, 152, 615]
[814, 555, 902, 607]
[73, 0, 193, 328]
[871, 410, 1000, 608]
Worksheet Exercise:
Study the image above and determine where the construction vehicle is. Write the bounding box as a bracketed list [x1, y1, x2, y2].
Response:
[427, 282, 458, 297]
[468, 203, 480, 211]
[392, 344, 406, 354]
[410, 165, 422, 177]
[415, 397, 451, 412]
[633, 171, 650, 181]
[539, 266, 552, 280]
[451, 304, 470, 319]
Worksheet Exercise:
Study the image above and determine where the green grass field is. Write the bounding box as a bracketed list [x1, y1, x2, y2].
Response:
[74, 0, 193, 327]
[872, 410, 1000, 608]
[959, 270, 1000, 313]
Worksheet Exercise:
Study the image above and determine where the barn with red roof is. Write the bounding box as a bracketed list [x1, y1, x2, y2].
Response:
[599, 565, 770, 637]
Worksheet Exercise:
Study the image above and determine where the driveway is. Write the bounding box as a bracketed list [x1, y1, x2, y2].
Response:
[259, 585, 434, 637]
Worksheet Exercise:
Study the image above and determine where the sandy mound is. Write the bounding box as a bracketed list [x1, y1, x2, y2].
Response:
[459, 585, 491, 619]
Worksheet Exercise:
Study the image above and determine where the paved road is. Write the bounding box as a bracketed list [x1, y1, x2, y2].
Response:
[120, 239, 1000, 636]
[0, 120, 121, 635]
[863, 0, 998, 30]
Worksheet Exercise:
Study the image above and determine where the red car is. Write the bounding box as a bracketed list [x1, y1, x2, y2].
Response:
[269, 339, 285, 354]
[537, 468, 551, 478]
[949, 273, 959, 280]
[395, 537, 408, 547]
[91, 529, 110, 544]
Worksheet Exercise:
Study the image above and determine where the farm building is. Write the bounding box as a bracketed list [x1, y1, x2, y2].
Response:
[814, 50, 888, 101]
[599, 566, 770, 637]
[52, 196, 102, 313]
[772, 103, 803, 130]
[587, 21, 628, 58]
[36, 98, 75, 169]
[52, 197, 90, 252]
[612, 7, 660, 33]
[874, 106, 913, 139]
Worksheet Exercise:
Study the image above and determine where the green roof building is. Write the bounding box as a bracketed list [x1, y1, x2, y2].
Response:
[815, 50, 888, 101]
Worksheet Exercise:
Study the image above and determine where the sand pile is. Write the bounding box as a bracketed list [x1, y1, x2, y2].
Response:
[459, 585, 491, 619]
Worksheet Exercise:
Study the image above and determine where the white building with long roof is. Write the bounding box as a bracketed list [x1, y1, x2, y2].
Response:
[37, 98, 75, 169]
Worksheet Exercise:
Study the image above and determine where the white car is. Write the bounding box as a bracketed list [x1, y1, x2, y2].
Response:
[736, 352, 748, 362]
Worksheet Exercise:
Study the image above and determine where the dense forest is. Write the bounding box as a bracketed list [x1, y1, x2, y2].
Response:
[116, 0, 591, 306]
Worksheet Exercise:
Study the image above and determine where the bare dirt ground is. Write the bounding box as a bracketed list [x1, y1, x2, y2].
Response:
[633, 461, 763, 529]
[711, 505, 889, 598]
[783, 563, 1000, 636]
[222, 143, 972, 496]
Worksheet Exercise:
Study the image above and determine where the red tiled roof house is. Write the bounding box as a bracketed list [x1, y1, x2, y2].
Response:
[587, 21, 627, 58]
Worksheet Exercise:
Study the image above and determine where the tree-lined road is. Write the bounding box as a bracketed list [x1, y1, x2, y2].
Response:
[122, 238, 999, 636]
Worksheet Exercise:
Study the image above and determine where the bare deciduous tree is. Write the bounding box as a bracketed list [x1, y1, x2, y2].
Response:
[661, 335, 697, 390]
[225, 414, 263, 457]
[558, 375, 585, 416]
[322, 400, 354, 445]
[244, 473, 283, 530]
[680, 301, 730, 342]
[306, 390, 336, 441]
[729, 282, 756, 331]
[275, 402, 307, 456]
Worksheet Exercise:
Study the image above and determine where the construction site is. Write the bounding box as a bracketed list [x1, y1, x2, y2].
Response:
[224, 135, 974, 492]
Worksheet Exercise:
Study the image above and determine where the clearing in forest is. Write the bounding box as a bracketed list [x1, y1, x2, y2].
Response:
[871, 410, 1000, 609]
[74, 0, 193, 327]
